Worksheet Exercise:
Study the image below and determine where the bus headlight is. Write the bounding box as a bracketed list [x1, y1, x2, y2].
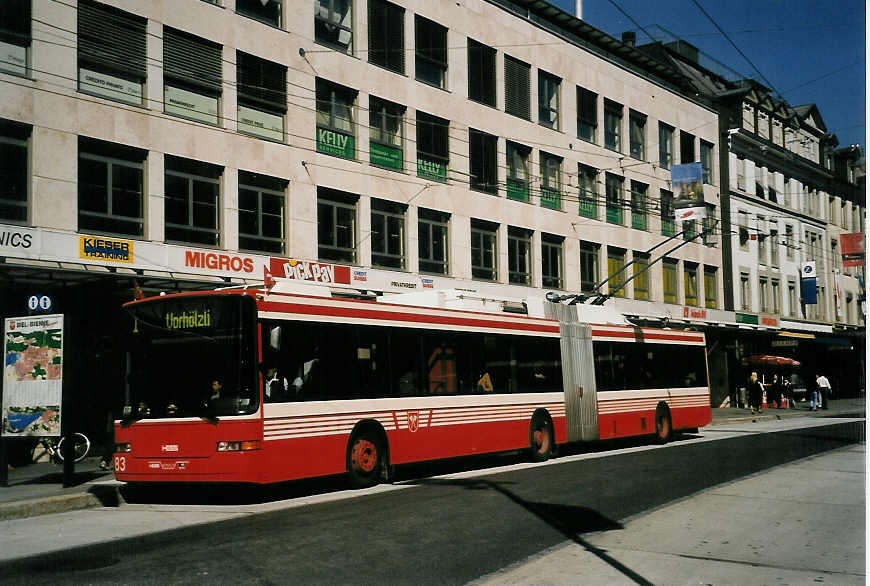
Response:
[115, 442, 132, 453]
[216, 440, 261, 452]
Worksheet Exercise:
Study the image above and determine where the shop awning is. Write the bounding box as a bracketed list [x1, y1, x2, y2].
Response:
[746, 355, 801, 367]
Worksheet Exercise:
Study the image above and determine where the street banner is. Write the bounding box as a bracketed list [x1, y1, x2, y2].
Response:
[840, 232, 865, 267]
[2, 314, 64, 437]
[674, 204, 708, 222]
[800, 261, 817, 305]
[671, 162, 703, 202]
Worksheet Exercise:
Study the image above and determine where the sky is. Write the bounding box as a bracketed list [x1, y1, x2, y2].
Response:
[551, 0, 866, 152]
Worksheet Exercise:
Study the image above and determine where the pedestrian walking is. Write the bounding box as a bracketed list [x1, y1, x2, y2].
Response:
[816, 373, 832, 410]
[748, 371, 764, 414]
[783, 376, 795, 409]
[768, 374, 783, 409]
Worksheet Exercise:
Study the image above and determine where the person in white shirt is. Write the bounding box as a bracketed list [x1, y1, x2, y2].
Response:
[815, 373, 831, 410]
[265, 367, 288, 402]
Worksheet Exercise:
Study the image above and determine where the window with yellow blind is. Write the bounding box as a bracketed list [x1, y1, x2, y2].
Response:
[663, 259, 678, 304]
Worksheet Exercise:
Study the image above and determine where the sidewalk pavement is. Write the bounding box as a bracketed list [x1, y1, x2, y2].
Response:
[0, 398, 864, 522]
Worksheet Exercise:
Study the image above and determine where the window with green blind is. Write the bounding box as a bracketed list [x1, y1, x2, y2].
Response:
[605, 173, 623, 225]
[662, 259, 678, 304]
[504, 55, 530, 120]
[368, 96, 404, 171]
[660, 189, 674, 236]
[316, 78, 356, 159]
[506, 141, 530, 202]
[540, 152, 561, 210]
[368, 0, 404, 73]
[630, 180, 647, 230]
[578, 164, 598, 219]
[163, 27, 222, 125]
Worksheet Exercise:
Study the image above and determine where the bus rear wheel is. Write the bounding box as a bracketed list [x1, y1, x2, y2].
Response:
[529, 413, 553, 462]
[655, 405, 673, 444]
[347, 431, 384, 488]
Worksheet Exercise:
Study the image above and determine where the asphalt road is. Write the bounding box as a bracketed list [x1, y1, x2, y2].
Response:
[1, 420, 863, 585]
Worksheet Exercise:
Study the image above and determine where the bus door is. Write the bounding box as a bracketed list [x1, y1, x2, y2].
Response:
[560, 322, 598, 442]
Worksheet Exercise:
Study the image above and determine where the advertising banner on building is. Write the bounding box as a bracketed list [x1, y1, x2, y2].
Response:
[834, 269, 843, 317]
[800, 261, 817, 305]
[840, 232, 865, 267]
[2, 314, 64, 437]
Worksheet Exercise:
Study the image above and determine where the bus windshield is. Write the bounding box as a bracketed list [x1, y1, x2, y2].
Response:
[123, 294, 258, 419]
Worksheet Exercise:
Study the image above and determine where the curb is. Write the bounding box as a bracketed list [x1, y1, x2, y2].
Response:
[0, 492, 102, 522]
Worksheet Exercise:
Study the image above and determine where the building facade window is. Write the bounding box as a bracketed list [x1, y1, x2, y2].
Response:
[506, 141, 530, 202]
[633, 252, 649, 300]
[682, 219, 696, 242]
[0, 120, 29, 223]
[700, 140, 713, 184]
[504, 55, 531, 120]
[578, 164, 598, 219]
[317, 187, 357, 262]
[236, 0, 282, 27]
[237, 51, 286, 141]
[507, 226, 532, 285]
[538, 71, 560, 129]
[542, 234, 563, 289]
[680, 131, 695, 164]
[735, 156, 746, 191]
[368, 96, 405, 171]
[415, 15, 447, 88]
[759, 276, 769, 312]
[315, 0, 353, 52]
[577, 87, 597, 143]
[371, 199, 406, 269]
[469, 129, 497, 194]
[164, 155, 221, 246]
[604, 100, 622, 152]
[540, 152, 561, 210]
[787, 279, 797, 317]
[238, 171, 286, 254]
[605, 173, 624, 225]
[630, 180, 647, 231]
[658, 122, 673, 169]
[738, 211, 749, 251]
[579, 241, 600, 294]
[629, 110, 645, 160]
[662, 259, 678, 304]
[770, 227, 779, 266]
[471, 218, 498, 280]
[78, 138, 145, 237]
[368, 0, 404, 73]
[0, 0, 31, 76]
[758, 217, 767, 265]
[785, 224, 794, 259]
[660, 189, 674, 236]
[416, 111, 448, 181]
[740, 271, 751, 310]
[418, 208, 449, 274]
[684, 263, 699, 306]
[771, 278, 781, 314]
[316, 79, 356, 159]
[163, 28, 222, 126]
[607, 247, 626, 297]
[77, 1, 146, 106]
[467, 39, 496, 107]
[703, 266, 717, 309]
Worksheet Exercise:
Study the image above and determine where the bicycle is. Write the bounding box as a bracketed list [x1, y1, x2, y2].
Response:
[30, 432, 91, 464]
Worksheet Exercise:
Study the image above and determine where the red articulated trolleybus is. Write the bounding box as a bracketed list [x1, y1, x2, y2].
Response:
[112, 280, 711, 487]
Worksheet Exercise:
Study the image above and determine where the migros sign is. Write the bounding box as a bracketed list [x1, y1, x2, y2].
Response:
[184, 251, 255, 274]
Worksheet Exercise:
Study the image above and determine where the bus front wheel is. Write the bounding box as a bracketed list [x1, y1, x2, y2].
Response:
[347, 430, 385, 488]
[529, 412, 554, 462]
[655, 405, 673, 444]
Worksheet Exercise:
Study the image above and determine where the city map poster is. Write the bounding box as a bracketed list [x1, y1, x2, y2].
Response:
[2, 314, 63, 437]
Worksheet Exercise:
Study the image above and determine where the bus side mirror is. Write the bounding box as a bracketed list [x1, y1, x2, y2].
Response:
[269, 326, 282, 351]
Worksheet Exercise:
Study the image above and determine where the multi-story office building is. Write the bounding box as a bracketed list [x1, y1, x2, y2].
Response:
[0, 0, 728, 436]
[639, 32, 865, 402]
